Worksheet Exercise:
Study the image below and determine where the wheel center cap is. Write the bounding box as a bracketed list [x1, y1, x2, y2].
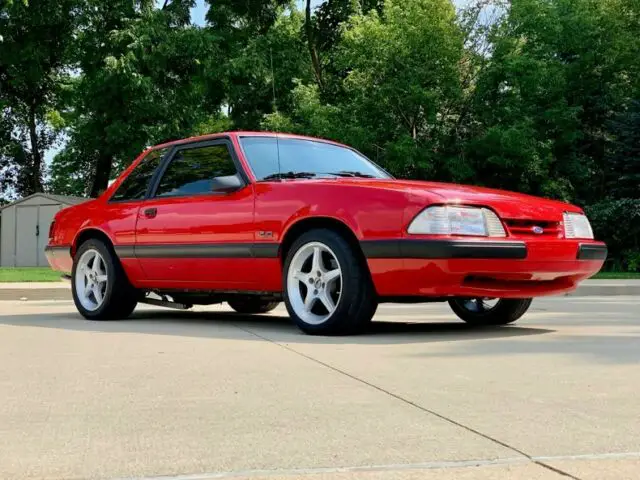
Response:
[314, 278, 323, 289]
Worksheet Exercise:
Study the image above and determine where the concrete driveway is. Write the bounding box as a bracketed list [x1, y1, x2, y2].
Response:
[0, 296, 638, 479]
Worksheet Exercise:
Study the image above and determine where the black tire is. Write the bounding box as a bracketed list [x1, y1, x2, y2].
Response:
[227, 298, 280, 314]
[71, 238, 138, 320]
[448, 298, 532, 325]
[283, 228, 377, 335]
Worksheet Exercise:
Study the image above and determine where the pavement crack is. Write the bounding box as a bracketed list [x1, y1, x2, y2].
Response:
[233, 324, 582, 480]
[534, 461, 582, 479]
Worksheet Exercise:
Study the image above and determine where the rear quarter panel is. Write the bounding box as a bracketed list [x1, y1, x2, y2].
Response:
[52, 201, 137, 251]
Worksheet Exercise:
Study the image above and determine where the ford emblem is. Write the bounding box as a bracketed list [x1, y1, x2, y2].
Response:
[532, 226, 544, 234]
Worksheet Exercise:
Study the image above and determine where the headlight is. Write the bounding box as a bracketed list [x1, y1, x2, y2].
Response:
[563, 212, 594, 239]
[408, 206, 506, 237]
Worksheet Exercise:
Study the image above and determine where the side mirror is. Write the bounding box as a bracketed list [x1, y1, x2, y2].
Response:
[210, 174, 244, 193]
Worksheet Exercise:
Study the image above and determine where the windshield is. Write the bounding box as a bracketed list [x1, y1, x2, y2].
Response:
[239, 136, 390, 181]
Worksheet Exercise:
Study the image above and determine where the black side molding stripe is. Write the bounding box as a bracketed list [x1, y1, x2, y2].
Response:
[577, 244, 608, 260]
[114, 246, 136, 258]
[44, 245, 71, 253]
[136, 244, 253, 259]
[361, 239, 527, 259]
[251, 243, 280, 258]
[114, 243, 279, 259]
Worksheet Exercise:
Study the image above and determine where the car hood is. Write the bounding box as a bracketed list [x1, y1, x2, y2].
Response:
[341, 179, 581, 220]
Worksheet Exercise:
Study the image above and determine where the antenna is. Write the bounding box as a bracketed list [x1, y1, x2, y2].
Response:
[270, 47, 277, 112]
[270, 46, 282, 177]
[275, 132, 282, 178]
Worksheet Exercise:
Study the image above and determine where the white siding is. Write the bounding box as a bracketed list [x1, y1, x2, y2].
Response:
[1, 206, 16, 267]
[37, 205, 61, 266]
[0, 194, 84, 267]
[16, 206, 39, 267]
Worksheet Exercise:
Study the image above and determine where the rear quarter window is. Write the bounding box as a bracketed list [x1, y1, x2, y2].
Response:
[110, 148, 167, 202]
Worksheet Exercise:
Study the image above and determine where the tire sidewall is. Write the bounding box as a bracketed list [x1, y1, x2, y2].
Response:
[449, 298, 532, 325]
[71, 239, 119, 320]
[283, 230, 361, 334]
[228, 299, 280, 314]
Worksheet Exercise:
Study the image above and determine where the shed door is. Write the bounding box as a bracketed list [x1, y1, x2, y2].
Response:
[16, 206, 39, 267]
[37, 205, 61, 266]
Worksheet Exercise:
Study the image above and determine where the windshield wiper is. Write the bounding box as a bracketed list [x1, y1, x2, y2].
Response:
[261, 171, 318, 181]
[328, 171, 376, 178]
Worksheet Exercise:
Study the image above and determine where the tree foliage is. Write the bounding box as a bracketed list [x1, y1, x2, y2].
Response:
[0, 0, 78, 199]
[55, 0, 219, 197]
[1, 0, 639, 269]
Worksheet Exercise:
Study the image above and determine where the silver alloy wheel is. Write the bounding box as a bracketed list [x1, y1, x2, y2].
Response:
[287, 241, 342, 325]
[75, 249, 108, 311]
[460, 298, 500, 313]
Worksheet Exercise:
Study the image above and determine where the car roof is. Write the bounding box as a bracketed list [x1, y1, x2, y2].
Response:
[151, 131, 348, 151]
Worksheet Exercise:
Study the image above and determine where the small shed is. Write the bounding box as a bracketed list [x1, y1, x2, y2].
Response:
[0, 193, 88, 267]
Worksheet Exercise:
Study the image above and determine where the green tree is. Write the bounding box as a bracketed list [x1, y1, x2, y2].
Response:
[307, 0, 384, 99]
[205, 0, 291, 37]
[464, 0, 640, 200]
[204, 1, 309, 130]
[607, 100, 640, 199]
[223, 9, 312, 129]
[269, 0, 464, 178]
[0, 0, 78, 197]
[51, 0, 220, 197]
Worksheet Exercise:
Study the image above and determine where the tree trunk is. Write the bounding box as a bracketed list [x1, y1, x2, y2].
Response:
[89, 153, 113, 198]
[27, 106, 44, 194]
[305, 0, 324, 90]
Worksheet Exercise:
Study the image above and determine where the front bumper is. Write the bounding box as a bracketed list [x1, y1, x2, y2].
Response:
[363, 239, 607, 298]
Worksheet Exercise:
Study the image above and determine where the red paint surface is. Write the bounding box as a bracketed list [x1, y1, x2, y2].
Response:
[46, 131, 606, 297]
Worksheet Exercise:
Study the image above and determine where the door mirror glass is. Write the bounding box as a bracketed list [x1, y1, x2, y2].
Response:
[210, 174, 244, 193]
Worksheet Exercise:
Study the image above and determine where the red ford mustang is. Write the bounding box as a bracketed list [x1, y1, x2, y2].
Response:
[46, 131, 607, 335]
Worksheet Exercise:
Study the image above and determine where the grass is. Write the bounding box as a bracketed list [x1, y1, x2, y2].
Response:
[0, 267, 64, 282]
[592, 271, 640, 280]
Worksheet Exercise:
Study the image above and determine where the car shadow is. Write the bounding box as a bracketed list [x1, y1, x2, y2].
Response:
[0, 307, 554, 345]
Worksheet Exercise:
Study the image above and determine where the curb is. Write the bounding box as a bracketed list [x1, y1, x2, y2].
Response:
[0, 281, 638, 301]
[567, 282, 640, 297]
[0, 285, 71, 301]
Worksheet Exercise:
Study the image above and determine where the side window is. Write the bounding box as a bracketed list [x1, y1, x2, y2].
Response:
[154, 144, 239, 197]
[110, 148, 166, 201]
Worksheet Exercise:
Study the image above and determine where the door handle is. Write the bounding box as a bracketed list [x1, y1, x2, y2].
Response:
[144, 208, 157, 219]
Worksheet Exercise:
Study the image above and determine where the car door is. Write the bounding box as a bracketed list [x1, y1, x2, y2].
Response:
[134, 138, 256, 288]
[104, 147, 170, 282]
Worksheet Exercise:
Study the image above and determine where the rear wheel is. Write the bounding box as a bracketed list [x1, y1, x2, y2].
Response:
[227, 298, 280, 314]
[448, 298, 532, 325]
[72, 239, 137, 320]
[283, 229, 377, 335]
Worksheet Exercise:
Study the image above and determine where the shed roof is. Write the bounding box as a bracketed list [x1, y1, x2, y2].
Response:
[0, 193, 89, 211]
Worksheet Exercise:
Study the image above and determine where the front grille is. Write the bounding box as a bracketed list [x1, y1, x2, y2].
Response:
[503, 219, 562, 238]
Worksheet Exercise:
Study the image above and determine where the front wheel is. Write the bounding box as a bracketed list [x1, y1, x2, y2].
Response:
[448, 298, 532, 325]
[283, 228, 377, 335]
